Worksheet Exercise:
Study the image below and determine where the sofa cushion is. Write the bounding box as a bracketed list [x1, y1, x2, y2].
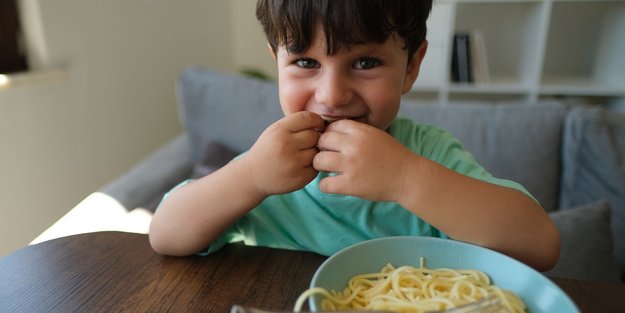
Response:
[399, 100, 566, 212]
[191, 140, 239, 179]
[559, 106, 625, 276]
[545, 201, 621, 282]
[177, 67, 283, 162]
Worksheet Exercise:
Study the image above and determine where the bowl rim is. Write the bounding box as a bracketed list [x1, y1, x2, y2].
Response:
[308, 236, 579, 313]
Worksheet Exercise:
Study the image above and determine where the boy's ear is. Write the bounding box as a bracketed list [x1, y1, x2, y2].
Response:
[267, 43, 277, 60]
[402, 40, 428, 94]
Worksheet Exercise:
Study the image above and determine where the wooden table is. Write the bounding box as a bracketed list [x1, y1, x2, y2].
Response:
[1, 232, 624, 313]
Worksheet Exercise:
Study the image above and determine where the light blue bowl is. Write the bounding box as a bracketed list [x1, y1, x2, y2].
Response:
[309, 236, 578, 313]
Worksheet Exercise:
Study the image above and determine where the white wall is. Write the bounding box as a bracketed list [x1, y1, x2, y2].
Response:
[0, 0, 245, 256]
[231, 0, 277, 79]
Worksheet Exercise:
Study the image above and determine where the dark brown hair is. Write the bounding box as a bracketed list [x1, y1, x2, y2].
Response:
[256, 0, 433, 62]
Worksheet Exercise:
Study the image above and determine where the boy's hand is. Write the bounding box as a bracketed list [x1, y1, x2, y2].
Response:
[313, 119, 415, 202]
[245, 111, 325, 197]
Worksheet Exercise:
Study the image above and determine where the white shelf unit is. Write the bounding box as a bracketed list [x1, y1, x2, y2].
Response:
[412, 0, 625, 105]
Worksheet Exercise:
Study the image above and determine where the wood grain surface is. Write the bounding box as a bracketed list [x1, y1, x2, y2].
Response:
[1, 232, 624, 313]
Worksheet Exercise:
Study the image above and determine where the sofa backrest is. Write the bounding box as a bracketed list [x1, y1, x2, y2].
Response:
[399, 100, 566, 212]
[177, 67, 566, 211]
[559, 106, 625, 274]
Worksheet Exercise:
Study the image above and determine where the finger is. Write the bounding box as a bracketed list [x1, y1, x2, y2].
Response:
[280, 111, 325, 133]
[313, 150, 342, 173]
[324, 118, 361, 133]
[300, 165, 320, 184]
[298, 147, 320, 167]
[317, 130, 349, 152]
[317, 174, 348, 195]
[293, 129, 321, 150]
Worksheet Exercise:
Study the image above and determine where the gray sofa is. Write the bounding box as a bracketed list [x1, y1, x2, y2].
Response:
[100, 68, 625, 282]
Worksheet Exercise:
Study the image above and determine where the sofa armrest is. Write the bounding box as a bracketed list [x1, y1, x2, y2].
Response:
[100, 133, 194, 211]
[31, 133, 193, 245]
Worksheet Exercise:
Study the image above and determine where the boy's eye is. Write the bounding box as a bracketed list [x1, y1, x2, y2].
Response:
[295, 58, 319, 69]
[354, 57, 382, 70]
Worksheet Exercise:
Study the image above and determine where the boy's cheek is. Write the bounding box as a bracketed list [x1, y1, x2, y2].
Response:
[279, 82, 313, 115]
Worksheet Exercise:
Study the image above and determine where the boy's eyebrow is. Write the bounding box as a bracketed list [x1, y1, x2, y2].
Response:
[277, 49, 306, 58]
[279, 40, 394, 55]
[341, 44, 397, 58]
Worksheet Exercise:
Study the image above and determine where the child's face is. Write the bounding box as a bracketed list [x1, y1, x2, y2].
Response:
[273, 24, 426, 130]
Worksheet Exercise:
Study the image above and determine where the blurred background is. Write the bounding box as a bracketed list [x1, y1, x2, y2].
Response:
[1, 0, 624, 256]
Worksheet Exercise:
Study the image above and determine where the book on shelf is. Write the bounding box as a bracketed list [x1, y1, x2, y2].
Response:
[451, 30, 490, 84]
[451, 32, 472, 83]
[470, 30, 490, 84]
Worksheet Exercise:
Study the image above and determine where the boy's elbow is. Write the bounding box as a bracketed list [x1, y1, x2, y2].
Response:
[149, 230, 174, 256]
[148, 223, 196, 257]
[149, 233, 196, 257]
[149, 232, 170, 255]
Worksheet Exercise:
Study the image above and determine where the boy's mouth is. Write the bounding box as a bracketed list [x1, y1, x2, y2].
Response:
[321, 115, 362, 126]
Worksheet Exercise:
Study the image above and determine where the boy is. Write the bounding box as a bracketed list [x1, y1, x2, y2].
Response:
[150, 0, 559, 271]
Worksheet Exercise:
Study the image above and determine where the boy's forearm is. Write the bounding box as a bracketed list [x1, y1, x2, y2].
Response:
[398, 155, 560, 271]
[149, 158, 266, 256]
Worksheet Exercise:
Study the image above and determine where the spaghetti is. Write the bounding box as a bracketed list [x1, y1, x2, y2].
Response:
[294, 259, 526, 313]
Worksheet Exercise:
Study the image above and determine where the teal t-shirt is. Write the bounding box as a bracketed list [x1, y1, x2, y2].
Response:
[174, 117, 533, 256]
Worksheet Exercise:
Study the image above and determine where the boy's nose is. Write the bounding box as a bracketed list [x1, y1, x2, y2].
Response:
[314, 71, 353, 108]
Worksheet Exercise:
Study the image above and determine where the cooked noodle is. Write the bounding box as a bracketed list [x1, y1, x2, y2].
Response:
[294, 259, 525, 313]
